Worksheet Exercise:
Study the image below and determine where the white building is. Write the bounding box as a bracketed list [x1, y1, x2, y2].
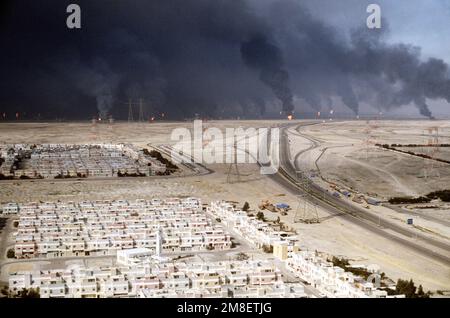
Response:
[13, 198, 232, 259]
[2, 202, 19, 214]
[8, 253, 305, 298]
[285, 250, 391, 298]
[117, 248, 153, 266]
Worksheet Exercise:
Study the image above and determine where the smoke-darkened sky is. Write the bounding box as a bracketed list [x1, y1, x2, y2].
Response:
[0, 0, 449, 120]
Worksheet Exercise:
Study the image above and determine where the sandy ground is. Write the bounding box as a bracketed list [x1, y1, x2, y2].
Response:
[0, 120, 449, 292]
[298, 120, 450, 198]
[286, 120, 450, 291]
[290, 121, 450, 218]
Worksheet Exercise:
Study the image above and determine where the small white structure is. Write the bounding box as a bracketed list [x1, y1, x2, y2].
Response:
[117, 248, 153, 266]
[2, 203, 19, 214]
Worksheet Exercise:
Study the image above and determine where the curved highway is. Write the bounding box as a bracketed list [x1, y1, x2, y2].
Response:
[266, 122, 450, 265]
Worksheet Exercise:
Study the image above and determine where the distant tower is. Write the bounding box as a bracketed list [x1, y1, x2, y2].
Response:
[293, 194, 319, 224]
[127, 99, 134, 123]
[364, 119, 379, 160]
[226, 139, 242, 183]
[293, 171, 319, 223]
[363, 121, 371, 160]
[156, 226, 163, 257]
[422, 126, 441, 180]
[138, 98, 145, 122]
[107, 115, 114, 132]
[90, 117, 98, 141]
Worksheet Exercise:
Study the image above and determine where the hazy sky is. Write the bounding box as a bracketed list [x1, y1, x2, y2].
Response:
[299, 0, 450, 62]
[0, 0, 449, 119]
[298, 0, 450, 117]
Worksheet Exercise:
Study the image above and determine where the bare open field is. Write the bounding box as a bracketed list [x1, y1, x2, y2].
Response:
[296, 120, 450, 198]
[287, 120, 450, 291]
[0, 120, 449, 292]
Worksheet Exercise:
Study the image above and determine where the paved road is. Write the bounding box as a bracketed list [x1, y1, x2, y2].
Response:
[266, 123, 450, 266]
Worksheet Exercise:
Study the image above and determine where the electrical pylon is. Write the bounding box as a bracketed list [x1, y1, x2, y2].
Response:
[422, 126, 441, 180]
[127, 99, 134, 123]
[293, 171, 319, 223]
[138, 98, 145, 122]
[226, 139, 242, 183]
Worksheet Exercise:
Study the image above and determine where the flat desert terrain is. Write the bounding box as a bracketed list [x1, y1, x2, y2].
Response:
[0, 120, 449, 292]
[294, 120, 450, 198]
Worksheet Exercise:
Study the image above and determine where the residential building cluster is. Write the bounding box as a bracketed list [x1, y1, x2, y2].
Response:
[208, 201, 396, 298]
[0, 143, 166, 178]
[8, 250, 307, 298]
[207, 201, 298, 248]
[4, 198, 400, 298]
[283, 249, 398, 298]
[11, 198, 231, 258]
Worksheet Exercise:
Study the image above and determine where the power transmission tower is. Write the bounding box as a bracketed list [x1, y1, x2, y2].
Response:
[422, 126, 441, 180]
[107, 115, 114, 133]
[293, 171, 319, 223]
[226, 139, 241, 183]
[372, 113, 382, 158]
[90, 117, 98, 141]
[138, 98, 145, 122]
[127, 99, 134, 123]
[363, 119, 379, 160]
[293, 194, 319, 224]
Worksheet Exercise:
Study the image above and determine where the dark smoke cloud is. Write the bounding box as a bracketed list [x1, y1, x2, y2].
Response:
[240, 35, 294, 114]
[264, 1, 450, 118]
[0, 0, 449, 119]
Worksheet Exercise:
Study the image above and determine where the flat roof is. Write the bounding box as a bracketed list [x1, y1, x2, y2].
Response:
[117, 248, 152, 257]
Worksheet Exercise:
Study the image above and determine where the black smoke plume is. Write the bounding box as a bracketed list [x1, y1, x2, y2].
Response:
[240, 35, 294, 114]
[0, 0, 449, 119]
